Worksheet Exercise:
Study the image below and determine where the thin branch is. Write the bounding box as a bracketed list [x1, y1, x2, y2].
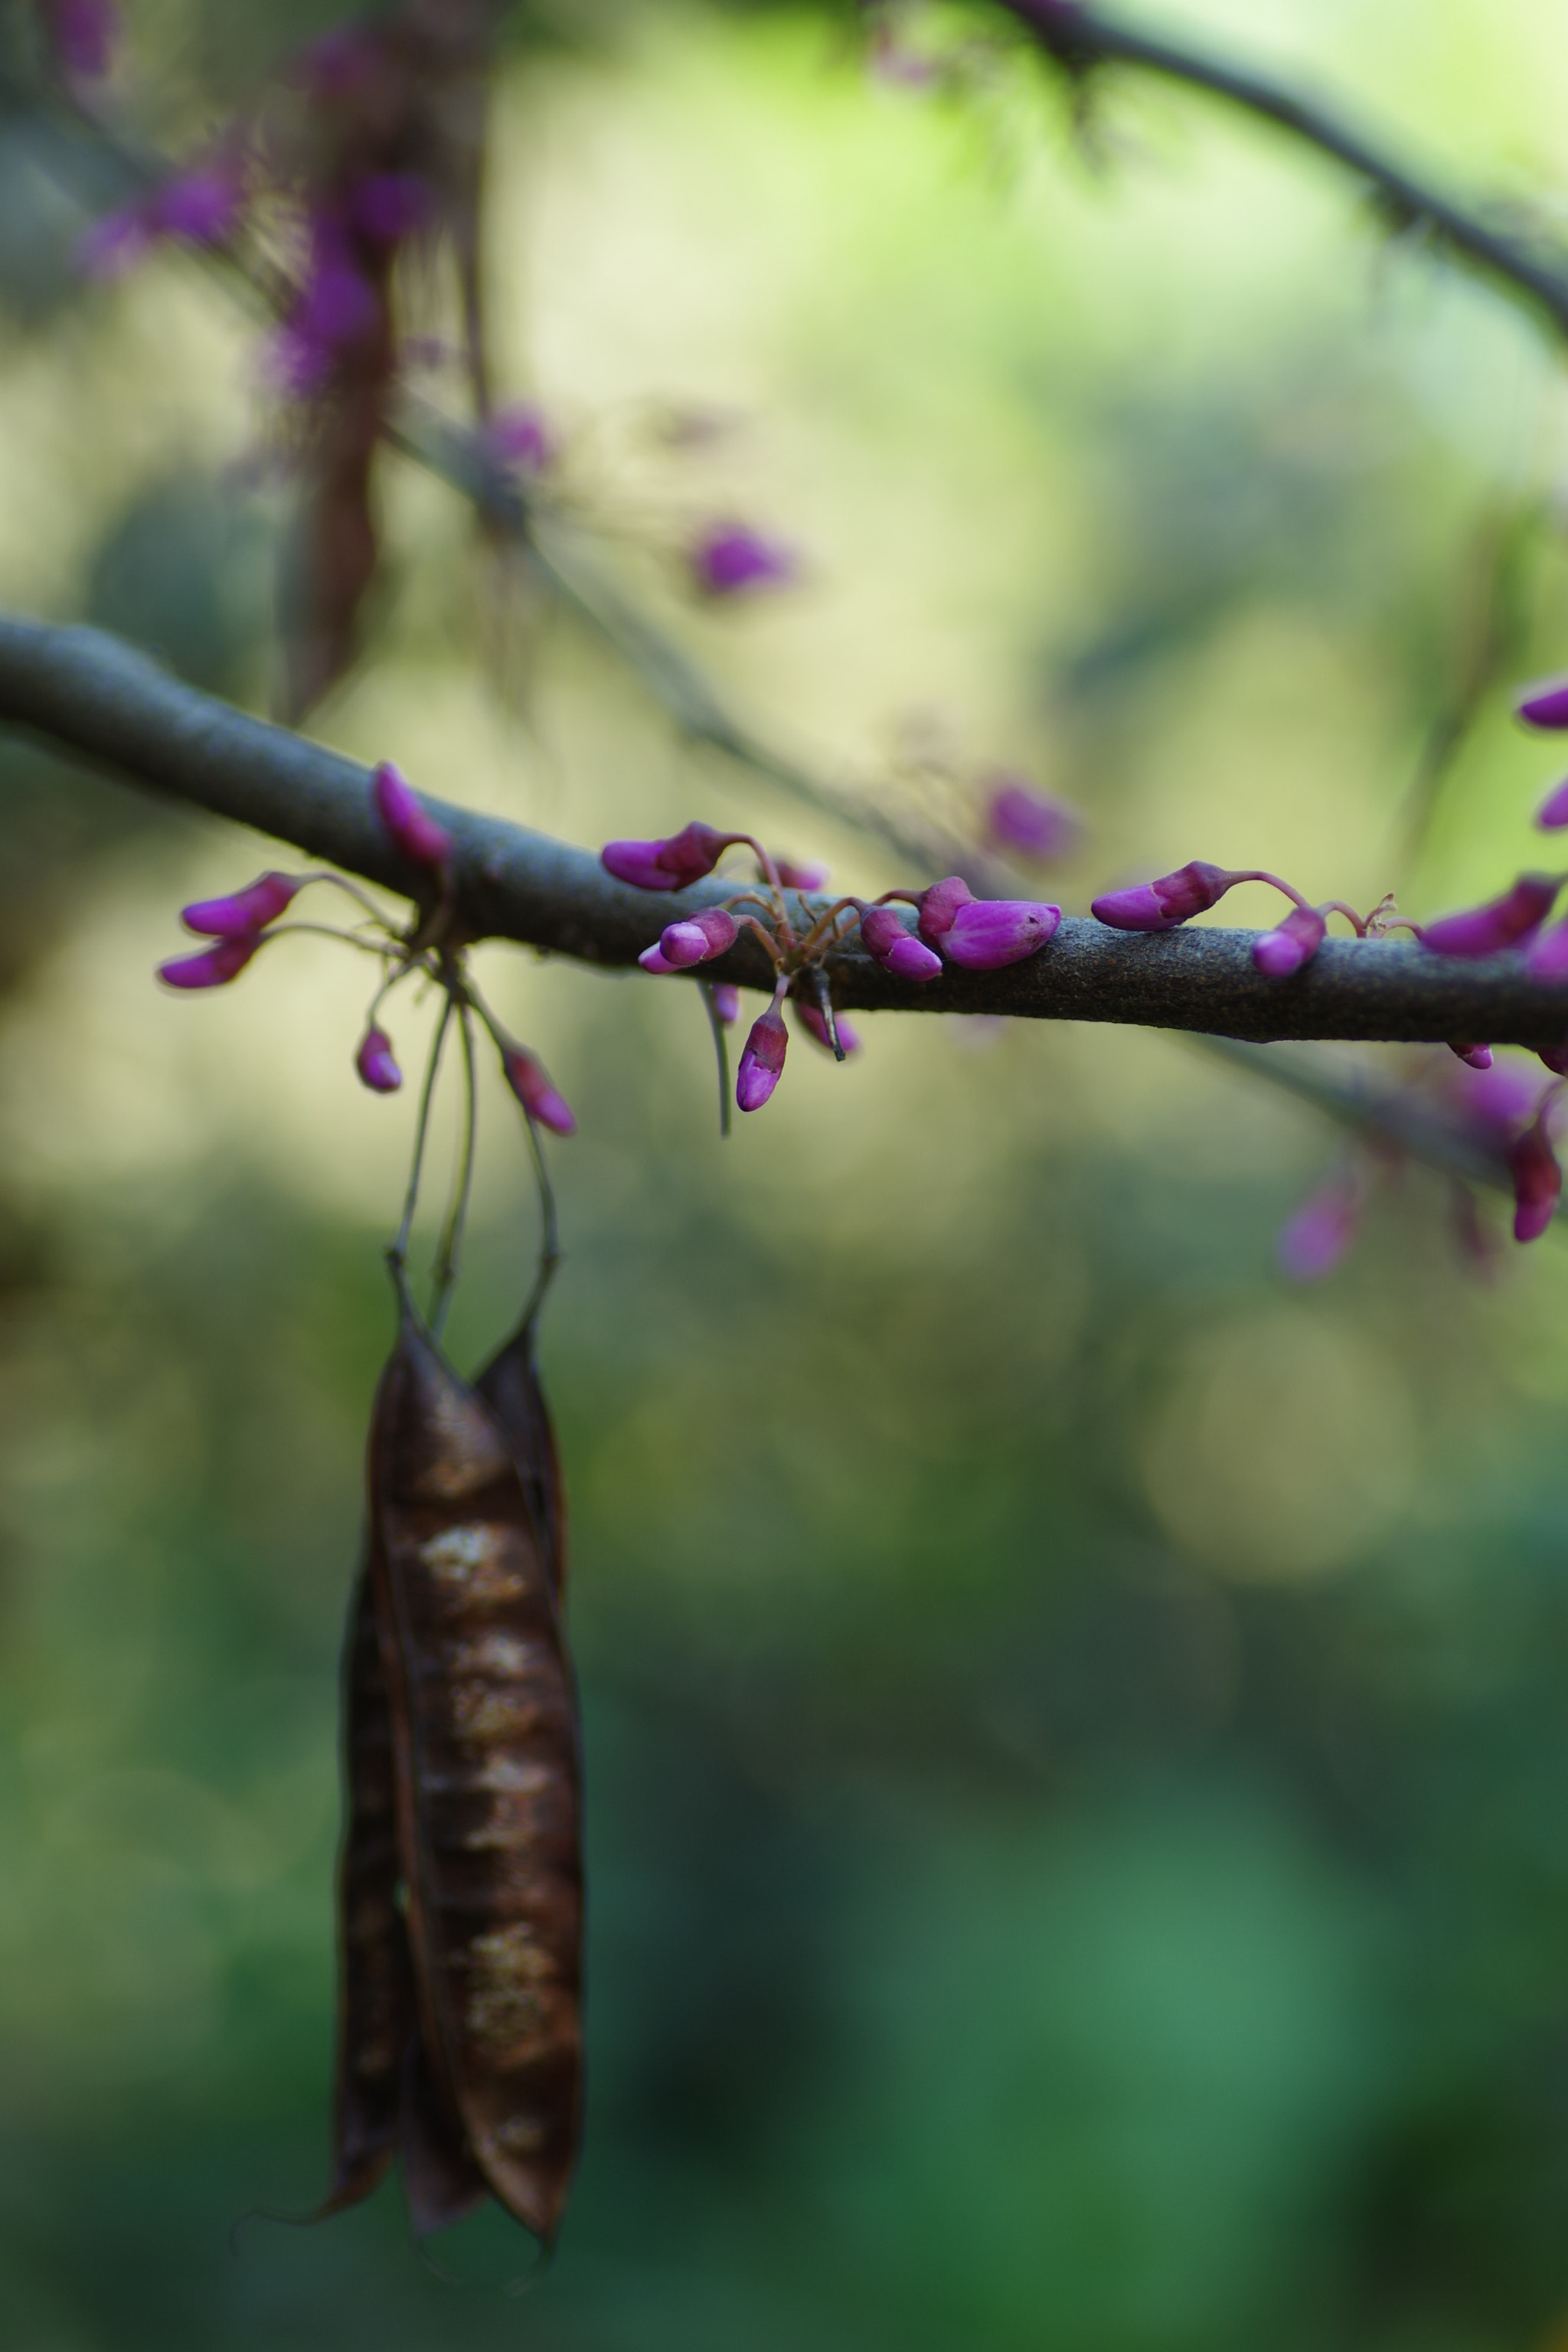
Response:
[1000, 1, 1568, 339]
[6, 610, 1568, 1049]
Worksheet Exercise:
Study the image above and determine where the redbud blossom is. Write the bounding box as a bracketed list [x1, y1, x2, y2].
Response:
[1419, 874, 1560, 958]
[655, 908, 738, 969]
[859, 905, 943, 982]
[355, 1027, 402, 1093]
[158, 936, 259, 989]
[1092, 862, 1232, 931]
[1517, 677, 1568, 730]
[737, 1000, 789, 1112]
[710, 984, 740, 1025]
[181, 872, 299, 938]
[1508, 1113, 1561, 1242]
[1528, 916, 1568, 982]
[915, 876, 974, 949]
[795, 1003, 862, 1056]
[487, 403, 555, 475]
[688, 521, 795, 599]
[601, 822, 736, 892]
[1253, 904, 1327, 978]
[940, 900, 1060, 970]
[775, 858, 830, 891]
[504, 1049, 576, 1137]
[372, 761, 452, 870]
[985, 776, 1082, 862]
[1537, 778, 1568, 831]
[1278, 1177, 1362, 1282]
[1449, 1043, 1493, 1070]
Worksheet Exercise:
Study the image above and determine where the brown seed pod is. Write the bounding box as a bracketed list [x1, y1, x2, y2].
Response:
[475, 1316, 568, 1601]
[369, 1271, 583, 2244]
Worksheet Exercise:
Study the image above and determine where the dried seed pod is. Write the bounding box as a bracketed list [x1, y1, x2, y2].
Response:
[369, 1274, 583, 2244]
[475, 1317, 568, 1602]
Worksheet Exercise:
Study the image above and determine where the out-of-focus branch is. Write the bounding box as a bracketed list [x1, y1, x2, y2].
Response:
[7, 611, 1568, 1050]
[1001, 1, 1568, 339]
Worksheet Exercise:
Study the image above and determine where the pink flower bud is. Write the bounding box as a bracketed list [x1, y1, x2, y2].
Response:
[1508, 1113, 1561, 1241]
[860, 905, 943, 981]
[1278, 1177, 1362, 1282]
[1449, 1043, 1493, 1070]
[355, 1027, 402, 1093]
[372, 760, 452, 870]
[916, 876, 974, 949]
[158, 936, 259, 989]
[655, 908, 738, 968]
[737, 1000, 789, 1111]
[775, 858, 830, 892]
[1419, 874, 1560, 958]
[940, 899, 1060, 970]
[795, 1002, 862, 1056]
[1252, 904, 1327, 978]
[1537, 777, 1568, 830]
[639, 944, 680, 973]
[985, 776, 1082, 862]
[1092, 862, 1231, 931]
[710, 983, 740, 1025]
[601, 822, 735, 892]
[504, 1049, 576, 1137]
[688, 521, 795, 599]
[1517, 676, 1568, 730]
[1528, 916, 1568, 980]
[181, 871, 299, 938]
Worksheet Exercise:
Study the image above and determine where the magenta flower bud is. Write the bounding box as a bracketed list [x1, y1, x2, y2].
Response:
[149, 168, 240, 247]
[1449, 1043, 1493, 1070]
[1252, 904, 1327, 978]
[985, 776, 1082, 862]
[1278, 1178, 1362, 1282]
[688, 521, 796, 599]
[1517, 676, 1568, 730]
[1091, 882, 1169, 931]
[940, 899, 1060, 970]
[372, 760, 452, 871]
[158, 936, 259, 989]
[737, 1001, 789, 1112]
[504, 1049, 576, 1138]
[601, 821, 734, 892]
[657, 908, 738, 968]
[795, 1003, 862, 1056]
[860, 906, 942, 981]
[1538, 1044, 1568, 1076]
[487, 403, 555, 475]
[916, 876, 974, 949]
[1093, 861, 1232, 931]
[1537, 778, 1568, 830]
[1509, 1114, 1561, 1242]
[1529, 917, 1568, 981]
[355, 1027, 402, 1093]
[638, 944, 681, 973]
[181, 871, 299, 938]
[710, 983, 740, 1025]
[1420, 873, 1560, 958]
[775, 858, 830, 892]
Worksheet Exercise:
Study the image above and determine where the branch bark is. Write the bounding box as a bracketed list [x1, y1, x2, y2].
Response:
[3, 611, 1567, 1049]
[1000, 2, 1568, 340]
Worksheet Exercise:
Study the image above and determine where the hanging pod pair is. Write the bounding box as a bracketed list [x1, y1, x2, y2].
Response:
[323, 1266, 580, 2245]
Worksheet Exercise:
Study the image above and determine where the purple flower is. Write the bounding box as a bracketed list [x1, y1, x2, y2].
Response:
[158, 936, 260, 990]
[149, 168, 240, 246]
[688, 521, 795, 599]
[601, 822, 735, 892]
[1538, 1044, 1568, 1076]
[652, 908, 738, 969]
[1278, 1177, 1362, 1282]
[487, 403, 556, 475]
[1419, 874, 1560, 958]
[1448, 1042, 1493, 1070]
[1538, 778, 1568, 830]
[859, 905, 942, 981]
[272, 214, 380, 392]
[372, 762, 452, 871]
[940, 899, 1060, 970]
[181, 871, 299, 938]
[1252, 904, 1327, 978]
[355, 1026, 402, 1093]
[775, 857, 830, 892]
[795, 1002, 862, 1056]
[1092, 861, 1232, 931]
[985, 775, 1082, 862]
[710, 983, 741, 1025]
[915, 876, 973, 949]
[47, 0, 118, 79]
[1508, 1113, 1561, 1241]
[349, 172, 430, 246]
[1446, 1057, 1541, 1135]
[737, 999, 789, 1112]
[1528, 916, 1568, 979]
[1517, 675, 1568, 730]
[504, 1048, 576, 1137]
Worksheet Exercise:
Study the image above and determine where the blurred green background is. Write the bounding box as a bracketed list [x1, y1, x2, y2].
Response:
[8, 2, 1568, 2345]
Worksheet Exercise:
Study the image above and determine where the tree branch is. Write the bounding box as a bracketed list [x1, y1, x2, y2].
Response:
[4, 609, 1567, 1048]
[999, 1, 1568, 338]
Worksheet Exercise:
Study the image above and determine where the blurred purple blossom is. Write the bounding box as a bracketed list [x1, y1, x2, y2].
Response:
[355, 1026, 402, 1093]
[1517, 675, 1568, 730]
[1278, 1176, 1362, 1282]
[505, 1048, 576, 1137]
[372, 761, 452, 871]
[487, 403, 556, 476]
[985, 775, 1082, 863]
[181, 872, 299, 939]
[688, 521, 796, 599]
[795, 1001, 862, 1056]
[158, 936, 260, 990]
[1419, 874, 1560, 959]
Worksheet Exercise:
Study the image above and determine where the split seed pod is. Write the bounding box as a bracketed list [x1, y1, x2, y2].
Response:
[368, 1272, 583, 2243]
